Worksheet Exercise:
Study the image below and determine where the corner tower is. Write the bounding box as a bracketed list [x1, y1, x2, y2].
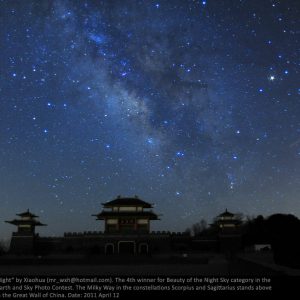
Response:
[5, 209, 46, 254]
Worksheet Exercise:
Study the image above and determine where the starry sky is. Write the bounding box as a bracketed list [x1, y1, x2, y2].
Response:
[1, 0, 300, 238]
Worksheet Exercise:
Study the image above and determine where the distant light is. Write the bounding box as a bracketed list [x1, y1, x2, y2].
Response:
[269, 75, 275, 81]
[32, 116, 36, 120]
[176, 191, 181, 196]
[43, 129, 48, 133]
[147, 138, 154, 144]
[202, 1, 207, 5]
[267, 40, 272, 44]
[259, 88, 263, 93]
[12, 73, 17, 77]
[47, 102, 52, 107]
[63, 103, 67, 107]
[284, 70, 289, 74]
[155, 3, 159, 8]
[176, 151, 185, 157]
[236, 130, 240, 134]
[233, 155, 238, 160]
[105, 144, 111, 149]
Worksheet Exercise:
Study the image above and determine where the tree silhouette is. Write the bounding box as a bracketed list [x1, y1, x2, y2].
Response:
[266, 214, 300, 268]
[185, 218, 210, 237]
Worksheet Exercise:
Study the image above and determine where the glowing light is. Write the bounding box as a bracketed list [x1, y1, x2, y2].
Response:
[176, 151, 185, 157]
[269, 75, 275, 81]
[147, 138, 154, 145]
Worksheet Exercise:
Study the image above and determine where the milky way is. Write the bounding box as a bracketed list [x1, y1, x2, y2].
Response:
[0, 0, 299, 237]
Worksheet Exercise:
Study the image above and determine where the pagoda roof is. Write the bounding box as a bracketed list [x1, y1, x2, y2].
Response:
[217, 209, 235, 218]
[5, 219, 47, 226]
[16, 209, 39, 218]
[102, 196, 153, 208]
[93, 211, 159, 220]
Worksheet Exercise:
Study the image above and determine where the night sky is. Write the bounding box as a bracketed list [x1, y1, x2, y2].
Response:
[1, 0, 300, 238]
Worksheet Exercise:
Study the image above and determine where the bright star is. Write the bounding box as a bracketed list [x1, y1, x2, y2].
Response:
[176, 151, 185, 157]
[269, 75, 275, 81]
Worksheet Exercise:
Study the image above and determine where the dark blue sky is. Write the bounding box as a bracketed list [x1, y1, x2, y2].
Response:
[1, 0, 299, 238]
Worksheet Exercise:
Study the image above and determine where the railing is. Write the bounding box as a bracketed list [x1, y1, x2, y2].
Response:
[63, 231, 189, 237]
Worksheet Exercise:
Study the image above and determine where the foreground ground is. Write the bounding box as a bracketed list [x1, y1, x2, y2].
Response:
[1, 252, 298, 276]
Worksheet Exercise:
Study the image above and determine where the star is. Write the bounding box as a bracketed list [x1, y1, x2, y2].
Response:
[176, 151, 185, 157]
[269, 75, 275, 81]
